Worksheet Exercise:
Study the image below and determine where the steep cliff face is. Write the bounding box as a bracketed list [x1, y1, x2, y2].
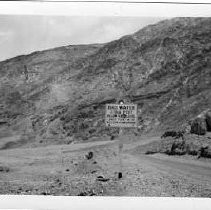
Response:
[0, 17, 211, 145]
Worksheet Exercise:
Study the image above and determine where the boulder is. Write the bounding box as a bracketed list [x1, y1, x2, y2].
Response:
[169, 140, 186, 155]
[205, 111, 211, 131]
[190, 109, 211, 135]
[197, 146, 211, 158]
[190, 117, 207, 135]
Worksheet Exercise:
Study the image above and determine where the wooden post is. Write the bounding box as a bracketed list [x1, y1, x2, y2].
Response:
[118, 100, 124, 179]
[118, 128, 123, 178]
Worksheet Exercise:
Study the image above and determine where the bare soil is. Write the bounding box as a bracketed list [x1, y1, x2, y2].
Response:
[0, 135, 211, 197]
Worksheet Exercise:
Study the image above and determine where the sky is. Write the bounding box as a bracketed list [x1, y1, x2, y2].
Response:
[0, 15, 164, 61]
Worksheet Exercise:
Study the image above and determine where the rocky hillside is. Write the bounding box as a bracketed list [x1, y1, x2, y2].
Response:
[0, 17, 211, 146]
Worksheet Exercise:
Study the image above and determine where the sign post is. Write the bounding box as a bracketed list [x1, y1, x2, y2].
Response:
[118, 127, 123, 179]
[105, 101, 137, 178]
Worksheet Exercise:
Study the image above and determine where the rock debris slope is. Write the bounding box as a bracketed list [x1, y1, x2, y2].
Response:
[0, 17, 211, 146]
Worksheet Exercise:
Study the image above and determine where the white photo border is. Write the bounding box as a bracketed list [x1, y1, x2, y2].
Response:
[0, 1, 211, 210]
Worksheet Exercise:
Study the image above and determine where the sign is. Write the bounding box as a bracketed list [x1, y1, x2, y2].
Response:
[105, 103, 137, 127]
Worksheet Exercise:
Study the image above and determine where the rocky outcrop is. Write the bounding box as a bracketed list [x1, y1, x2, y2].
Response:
[205, 111, 211, 131]
[190, 118, 207, 135]
[190, 110, 211, 135]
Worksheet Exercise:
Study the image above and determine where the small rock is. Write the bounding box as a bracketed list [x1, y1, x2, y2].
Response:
[66, 169, 70, 172]
[0, 166, 10, 172]
[97, 175, 110, 182]
[118, 172, 122, 179]
[89, 190, 97, 196]
[77, 192, 87, 196]
[85, 151, 94, 160]
[77, 190, 96, 196]
[110, 135, 116, 140]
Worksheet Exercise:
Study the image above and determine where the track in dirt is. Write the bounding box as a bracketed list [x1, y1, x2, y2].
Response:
[123, 136, 211, 184]
[132, 154, 211, 183]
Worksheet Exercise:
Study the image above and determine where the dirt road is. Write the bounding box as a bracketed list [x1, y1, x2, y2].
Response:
[0, 135, 210, 197]
[135, 154, 211, 183]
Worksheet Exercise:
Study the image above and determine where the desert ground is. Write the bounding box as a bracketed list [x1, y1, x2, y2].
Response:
[0, 134, 210, 197]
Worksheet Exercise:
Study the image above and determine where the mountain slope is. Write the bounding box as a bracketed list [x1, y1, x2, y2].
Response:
[0, 17, 211, 147]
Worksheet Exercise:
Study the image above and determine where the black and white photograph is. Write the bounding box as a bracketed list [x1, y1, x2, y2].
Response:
[0, 0, 211, 202]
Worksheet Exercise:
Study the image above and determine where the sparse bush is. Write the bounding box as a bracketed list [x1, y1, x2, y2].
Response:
[88, 128, 96, 134]
[161, 130, 184, 139]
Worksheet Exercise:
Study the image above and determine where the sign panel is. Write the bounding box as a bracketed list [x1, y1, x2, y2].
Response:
[105, 103, 137, 127]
